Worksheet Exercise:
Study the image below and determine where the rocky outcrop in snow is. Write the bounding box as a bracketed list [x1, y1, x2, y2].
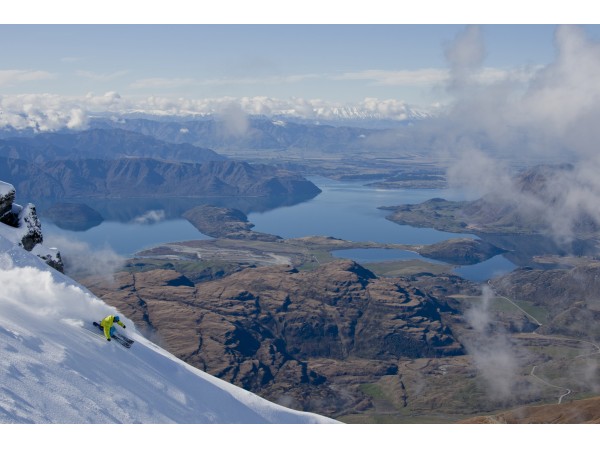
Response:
[0, 181, 15, 218]
[0, 180, 63, 272]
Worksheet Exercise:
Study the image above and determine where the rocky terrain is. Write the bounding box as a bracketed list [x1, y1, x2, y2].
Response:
[24, 156, 598, 423]
[72, 223, 600, 423]
[415, 238, 506, 265]
[0, 180, 62, 271]
[82, 259, 463, 417]
[380, 197, 472, 234]
[492, 262, 600, 340]
[82, 245, 600, 422]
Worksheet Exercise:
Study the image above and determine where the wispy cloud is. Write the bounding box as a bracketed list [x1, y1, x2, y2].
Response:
[435, 25, 600, 244]
[336, 68, 448, 86]
[131, 210, 165, 225]
[335, 66, 538, 87]
[0, 70, 54, 86]
[45, 234, 125, 280]
[75, 69, 130, 82]
[463, 285, 523, 400]
[205, 73, 321, 86]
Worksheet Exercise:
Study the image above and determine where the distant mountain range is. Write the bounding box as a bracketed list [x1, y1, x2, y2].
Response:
[0, 156, 321, 201]
[0, 128, 225, 163]
[86, 116, 399, 154]
[0, 114, 431, 162]
[0, 128, 321, 201]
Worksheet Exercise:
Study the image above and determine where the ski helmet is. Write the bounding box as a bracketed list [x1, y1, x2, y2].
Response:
[114, 315, 120, 322]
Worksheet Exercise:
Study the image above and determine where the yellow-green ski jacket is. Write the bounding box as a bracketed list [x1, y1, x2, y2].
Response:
[100, 314, 125, 340]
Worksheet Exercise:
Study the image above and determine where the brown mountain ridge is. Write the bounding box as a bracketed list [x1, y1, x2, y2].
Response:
[83, 259, 463, 416]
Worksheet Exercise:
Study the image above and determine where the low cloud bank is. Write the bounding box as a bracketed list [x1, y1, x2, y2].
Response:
[0, 92, 428, 132]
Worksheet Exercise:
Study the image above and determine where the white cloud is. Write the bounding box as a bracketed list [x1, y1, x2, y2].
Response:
[446, 25, 485, 67]
[44, 234, 125, 279]
[336, 68, 448, 86]
[131, 210, 166, 225]
[128, 68, 530, 91]
[437, 25, 600, 159]
[436, 25, 600, 244]
[0, 94, 90, 131]
[76, 70, 130, 82]
[0, 70, 54, 86]
[84, 91, 122, 108]
[65, 108, 87, 129]
[216, 101, 249, 136]
[463, 285, 522, 400]
[335, 65, 538, 89]
[0, 92, 434, 131]
[514, 25, 600, 142]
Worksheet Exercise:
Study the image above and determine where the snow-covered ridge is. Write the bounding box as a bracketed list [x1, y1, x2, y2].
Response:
[0, 94, 435, 134]
[0, 208, 336, 423]
[0, 181, 62, 271]
[0, 180, 13, 198]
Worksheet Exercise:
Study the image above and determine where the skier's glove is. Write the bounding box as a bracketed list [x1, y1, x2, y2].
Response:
[107, 338, 111, 341]
[123, 325, 126, 328]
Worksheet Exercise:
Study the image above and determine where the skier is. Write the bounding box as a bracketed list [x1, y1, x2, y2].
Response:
[99, 314, 126, 341]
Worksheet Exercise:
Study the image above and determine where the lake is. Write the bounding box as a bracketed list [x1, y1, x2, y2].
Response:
[40, 176, 516, 282]
[248, 177, 477, 244]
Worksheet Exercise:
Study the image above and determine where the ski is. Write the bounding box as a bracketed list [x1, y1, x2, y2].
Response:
[113, 332, 134, 346]
[92, 322, 134, 348]
[112, 334, 133, 348]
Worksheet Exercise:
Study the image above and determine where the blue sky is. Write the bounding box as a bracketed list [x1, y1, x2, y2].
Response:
[2, 1, 600, 126]
[0, 24, 576, 104]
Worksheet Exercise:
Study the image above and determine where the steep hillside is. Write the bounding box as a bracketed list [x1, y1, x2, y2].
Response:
[0, 128, 225, 163]
[492, 264, 600, 340]
[0, 218, 335, 423]
[0, 157, 321, 200]
[82, 258, 463, 416]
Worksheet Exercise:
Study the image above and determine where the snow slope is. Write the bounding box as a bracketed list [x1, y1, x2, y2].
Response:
[0, 234, 337, 424]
